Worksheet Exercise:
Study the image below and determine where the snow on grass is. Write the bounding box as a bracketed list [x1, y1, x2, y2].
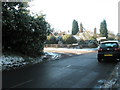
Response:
[44, 48, 98, 51]
[44, 52, 61, 60]
[1, 52, 61, 71]
[1, 55, 27, 71]
[44, 48, 98, 55]
[1, 48, 98, 71]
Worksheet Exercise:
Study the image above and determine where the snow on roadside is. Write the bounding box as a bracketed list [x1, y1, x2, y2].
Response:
[44, 52, 61, 60]
[1, 48, 97, 71]
[44, 47, 98, 51]
[102, 62, 120, 88]
[0, 52, 61, 71]
[44, 48, 98, 55]
[93, 62, 120, 89]
[0, 55, 26, 71]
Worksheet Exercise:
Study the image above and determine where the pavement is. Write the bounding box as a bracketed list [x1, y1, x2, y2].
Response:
[102, 62, 120, 89]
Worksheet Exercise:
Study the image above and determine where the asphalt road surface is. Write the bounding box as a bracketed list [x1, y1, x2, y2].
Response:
[2, 52, 117, 88]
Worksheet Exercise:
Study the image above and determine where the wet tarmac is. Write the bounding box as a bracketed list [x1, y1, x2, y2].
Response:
[2, 52, 117, 88]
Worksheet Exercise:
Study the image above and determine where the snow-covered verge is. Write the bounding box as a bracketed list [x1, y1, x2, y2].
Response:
[0, 52, 61, 71]
[44, 48, 98, 51]
[44, 48, 98, 55]
[102, 62, 120, 89]
[1, 55, 27, 71]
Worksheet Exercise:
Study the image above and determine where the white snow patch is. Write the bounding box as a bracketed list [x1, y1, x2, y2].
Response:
[0, 55, 25, 71]
[44, 48, 98, 51]
[44, 52, 61, 60]
[1, 52, 61, 71]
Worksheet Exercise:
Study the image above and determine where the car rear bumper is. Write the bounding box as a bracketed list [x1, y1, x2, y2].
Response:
[98, 53, 120, 59]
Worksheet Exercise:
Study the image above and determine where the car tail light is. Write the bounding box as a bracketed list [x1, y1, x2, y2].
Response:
[115, 48, 120, 51]
[98, 48, 103, 52]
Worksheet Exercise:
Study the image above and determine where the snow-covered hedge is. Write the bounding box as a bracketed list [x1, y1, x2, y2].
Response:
[1, 55, 27, 71]
[1, 52, 61, 71]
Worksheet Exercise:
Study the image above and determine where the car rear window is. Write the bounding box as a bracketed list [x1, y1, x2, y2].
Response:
[100, 42, 119, 48]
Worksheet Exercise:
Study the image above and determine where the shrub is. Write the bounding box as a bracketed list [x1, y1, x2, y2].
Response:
[56, 36, 62, 42]
[90, 36, 97, 40]
[2, 2, 50, 57]
[78, 39, 85, 44]
[88, 40, 98, 48]
[46, 35, 57, 44]
[62, 34, 77, 44]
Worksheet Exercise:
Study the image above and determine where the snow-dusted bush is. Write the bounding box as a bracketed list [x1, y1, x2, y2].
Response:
[1, 55, 26, 71]
[62, 34, 77, 44]
[46, 35, 57, 44]
[88, 40, 98, 48]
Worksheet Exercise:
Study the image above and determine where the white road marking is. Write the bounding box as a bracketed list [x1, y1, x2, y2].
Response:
[10, 80, 32, 88]
[62, 65, 71, 69]
[66, 65, 71, 67]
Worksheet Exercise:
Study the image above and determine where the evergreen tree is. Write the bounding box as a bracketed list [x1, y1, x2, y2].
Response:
[72, 19, 79, 35]
[100, 20, 108, 38]
[2, 2, 51, 57]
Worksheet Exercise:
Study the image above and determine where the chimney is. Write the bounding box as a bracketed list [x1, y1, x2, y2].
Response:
[94, 27, 97, 34]
[80, 23, 83, 33]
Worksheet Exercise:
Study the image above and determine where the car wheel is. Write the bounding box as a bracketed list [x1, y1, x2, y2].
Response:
[98, 58, 102, 62]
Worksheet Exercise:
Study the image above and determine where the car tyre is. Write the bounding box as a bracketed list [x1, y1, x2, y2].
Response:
[98, 58, 102, 63]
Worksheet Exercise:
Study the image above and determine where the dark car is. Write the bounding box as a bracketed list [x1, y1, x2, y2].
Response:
[97, 41, 120, 62]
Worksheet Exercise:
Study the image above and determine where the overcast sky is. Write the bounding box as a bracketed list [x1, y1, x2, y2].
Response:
[29, 0, 119, 34]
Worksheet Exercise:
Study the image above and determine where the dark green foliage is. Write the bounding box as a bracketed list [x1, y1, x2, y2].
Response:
[2, 2, 50, 57]
[78, 39, 85, 45]
[62, 34, 77, 44]
[100, 20, 108, 38]
[72, 20, 79, 35]
[88, 41, 98, 48]
[90, 35, 97, 40]
[46, 35, 57, 44]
